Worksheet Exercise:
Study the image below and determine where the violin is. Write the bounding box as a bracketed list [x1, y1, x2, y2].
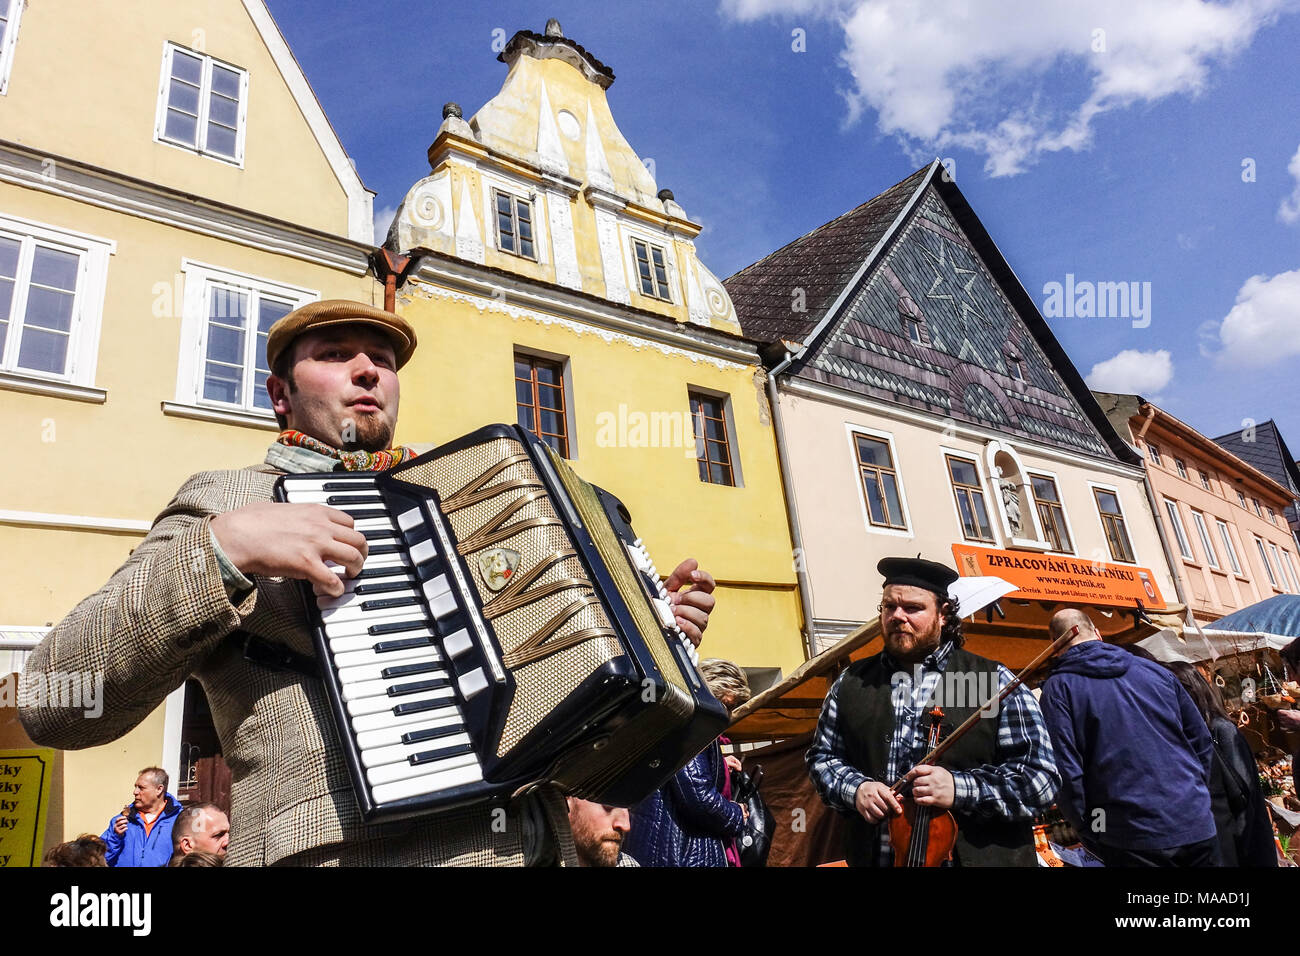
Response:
[888, 706, 957, 867]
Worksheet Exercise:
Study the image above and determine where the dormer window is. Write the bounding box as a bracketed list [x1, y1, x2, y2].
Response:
[494, 190, 536, 260]
[898, 295, 924, 344]
[155, 43, 247, 164]
[632, 238, 671, 301]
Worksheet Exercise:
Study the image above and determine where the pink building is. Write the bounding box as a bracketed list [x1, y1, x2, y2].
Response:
[1097, 393, 1300, 627]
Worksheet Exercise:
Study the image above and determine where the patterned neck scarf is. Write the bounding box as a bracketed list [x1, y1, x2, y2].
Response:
[277, 429, 415, 472]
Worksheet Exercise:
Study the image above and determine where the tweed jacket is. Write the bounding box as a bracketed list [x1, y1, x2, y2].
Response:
[19, 460, 575, 867]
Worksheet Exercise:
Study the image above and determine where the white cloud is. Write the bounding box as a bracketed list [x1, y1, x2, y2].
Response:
[1279, 142, 1300, 224]
[1085, 348, 1174, 393]
[1200, 269, 1300, 366]
[721, 0, 1290, 176]
[372, 204, 398, 246]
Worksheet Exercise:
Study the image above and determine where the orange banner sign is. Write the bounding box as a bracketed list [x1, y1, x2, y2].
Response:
[951, 544, 1166, 610]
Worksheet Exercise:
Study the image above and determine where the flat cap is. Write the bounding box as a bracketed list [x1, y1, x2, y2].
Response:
[265, 299, 417, 371]
[878, 556, 959, 597]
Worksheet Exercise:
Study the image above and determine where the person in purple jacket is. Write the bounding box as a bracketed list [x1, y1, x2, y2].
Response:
[99, 768, 183, 867]
[1039, 608, 1218, 866]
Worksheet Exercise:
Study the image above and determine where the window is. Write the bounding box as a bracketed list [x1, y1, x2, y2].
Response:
[1236, 490, 1247, 509]
[1216, 520, 1243, 575]
[947, 455, 995, 542]
[494, 190, 536, 260]
[1267, 541, 1288, 592]
[1094, 487, 1136, 563]
[1174, 458, 1188, 480]
[631, 238, 672, 301]
[1147, 442, 1162, 465]
[1255, 537, 1279, 589]
[1283, 551, 1300, 593]
[690, 391, 735, 486]
[1199, 470, 1211, 491]
[903, 315, 923, 345]
[899, 296, 925, 345]
[0, 215, 113, 390]
[1164, 499, 1194, 561]
[514, 352, 569, 457]
[1252, 497, 1262, 518]
[0, 0, 23, 96]
[1267, 506, 1277, 524]
[854, 434, 907, 530]
[1191, 511, 1219, 570]
[1030, 475, 1072, 552]
[155, 43, 248, 163]
[172, 260, 314, 419]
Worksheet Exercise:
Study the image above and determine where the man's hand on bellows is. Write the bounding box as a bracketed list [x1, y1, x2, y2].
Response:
[663, 558, 716, 647]
[854, 781, 902, 823]
[210, 502, 368, 598]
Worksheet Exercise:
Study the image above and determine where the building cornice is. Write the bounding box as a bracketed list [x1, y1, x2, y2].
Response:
[0, 141, 373, 275]
[403, 253, 758, 370]
[784, 376, 1148, 481]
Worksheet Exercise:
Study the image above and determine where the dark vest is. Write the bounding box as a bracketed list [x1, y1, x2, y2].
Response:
[835, 646, 1035, 867]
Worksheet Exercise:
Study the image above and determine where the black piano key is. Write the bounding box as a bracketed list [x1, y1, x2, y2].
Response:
[366, 544, 403, 556]
[386, 677, 451, 697]
[400, 724, 465, 746]
[355, 580, 414, 596]
[320, 481, 374, 491]
[408, 743, 475, 765]
[343, 508, 389, 521]
[392, 697, 458, 716]
[356, 566, 414, 580]
[360, 529, 396, 541]
[326, 494, 384, 505]
[381, 660, 445, 679]
[368, 619, 428, 637]
[360, 596, 420, 612]
[372, 636, 437, 653]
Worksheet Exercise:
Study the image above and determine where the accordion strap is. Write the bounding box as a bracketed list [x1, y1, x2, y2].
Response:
[230, 630, 321, 679]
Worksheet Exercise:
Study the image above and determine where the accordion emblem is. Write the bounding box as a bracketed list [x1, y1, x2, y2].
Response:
[276, 424, 728, 822]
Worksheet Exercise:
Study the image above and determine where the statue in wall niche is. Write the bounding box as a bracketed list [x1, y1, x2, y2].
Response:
[1000, 477, 1022, 536]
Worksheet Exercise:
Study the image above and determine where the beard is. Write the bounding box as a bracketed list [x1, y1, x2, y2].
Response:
[884, 621, 942, 663]
[342, 409, 395, 452]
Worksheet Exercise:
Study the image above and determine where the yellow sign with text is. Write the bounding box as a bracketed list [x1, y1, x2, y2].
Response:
[0, 748, 53, 867]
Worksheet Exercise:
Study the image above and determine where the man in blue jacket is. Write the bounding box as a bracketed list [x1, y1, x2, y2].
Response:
[100, 768, 183, 867]
[1039, 608, 1218, 866]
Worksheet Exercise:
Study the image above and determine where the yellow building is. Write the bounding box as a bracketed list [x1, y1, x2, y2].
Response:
[0, 0, 376, 851]
[383, 21, 802, 679]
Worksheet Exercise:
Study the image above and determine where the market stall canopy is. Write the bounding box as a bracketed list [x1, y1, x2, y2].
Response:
[1141, 594, 1300, 663]
[728, 566, 1184, 744]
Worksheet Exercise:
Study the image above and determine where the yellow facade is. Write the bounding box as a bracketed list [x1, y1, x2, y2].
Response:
[0, 0, 375, 849]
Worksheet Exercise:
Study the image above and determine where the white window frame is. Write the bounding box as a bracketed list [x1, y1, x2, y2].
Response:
[171, 260, 316, 422]
[1146, 442, 1162, 466]
[619, 223, 679, 305]
[0, 213, 114, 395]
[1164, 498, 1194, 561]
[1282, 550, 1300, 594]
[478, 170, 550, 266]
[1088, 480, 1138, 565]
[1267, 541, 1289, 592]
[1174, 458, 1188, 480]
[1255, 536, 1279, 589]
[1190, 510, 1219, 571]
[845, 423, 913, 538]
[153, 42, 250, 167]
[0, 0, 23, 96]
[1216, 519, 1243, 575]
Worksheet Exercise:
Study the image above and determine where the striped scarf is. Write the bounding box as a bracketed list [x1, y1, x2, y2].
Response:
[277, 429, 415, 472]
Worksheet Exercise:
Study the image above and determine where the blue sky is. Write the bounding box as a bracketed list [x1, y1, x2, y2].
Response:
[267, 0, 1300, 452]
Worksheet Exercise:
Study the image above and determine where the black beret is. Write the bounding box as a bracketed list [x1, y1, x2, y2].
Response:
[878, 557, 958, 597]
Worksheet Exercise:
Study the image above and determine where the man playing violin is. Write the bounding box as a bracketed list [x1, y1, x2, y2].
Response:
[806, 557, 1060, 866]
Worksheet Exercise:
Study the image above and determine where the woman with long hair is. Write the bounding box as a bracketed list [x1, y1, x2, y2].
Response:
[1167, 661, 1277, 867]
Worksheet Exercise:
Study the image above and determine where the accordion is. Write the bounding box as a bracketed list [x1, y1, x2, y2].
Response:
[274, 423, 728, 822]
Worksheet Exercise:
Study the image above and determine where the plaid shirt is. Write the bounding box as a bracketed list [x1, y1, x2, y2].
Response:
[806, 640, 1059, 864]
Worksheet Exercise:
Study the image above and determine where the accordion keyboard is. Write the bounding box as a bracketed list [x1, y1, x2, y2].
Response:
[282, 475, 490, 806]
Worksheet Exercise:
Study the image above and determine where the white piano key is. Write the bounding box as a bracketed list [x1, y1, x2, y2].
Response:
[284, 490, 384, 505]
[651, 596, 677, 629]
[327, 630, 437, 655]
[425, 583, 459, 619]
[354, 711, 463, 750]
[458, 667, 489, 699]
[370, 757, 484, 804]
[350, 700, 462, 734]
[333, 643, 443, 672]
[345, 685, 456, 718]
[341, 668, 451, 702]
[323, 613, 428, 639]
[366, 747, 479, 787]
[281, 476, 377, 492]
[409, 538, 438, 565]
[336, 650, 444, 685]
[316, 579, 417, 611]
[319, 594, 423, 624]
[442, 628, 473, 659]
[397, 507, 424, 531]
[353, 516, 397, 533]
[359, 732, 472, 770]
